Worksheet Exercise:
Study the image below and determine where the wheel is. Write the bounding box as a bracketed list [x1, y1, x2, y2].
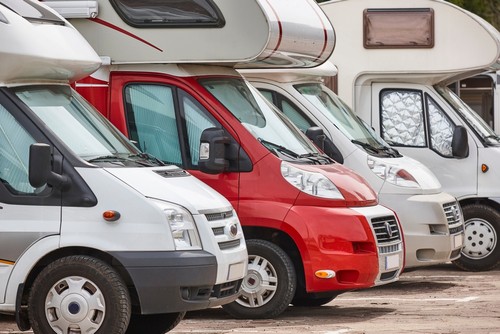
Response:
[28, 255, 131, 334]
[291, 293, 337, 307]
[222, 239, 296, 319]
[453, 204, 500, 271]
[125, 312, 185, 334]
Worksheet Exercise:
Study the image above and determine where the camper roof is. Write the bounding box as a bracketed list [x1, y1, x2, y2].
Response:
[321, 0, 500, 94]
[0, 0, 101, 85]
[241, 61, 338, 83]
[56, 0, 334, 68]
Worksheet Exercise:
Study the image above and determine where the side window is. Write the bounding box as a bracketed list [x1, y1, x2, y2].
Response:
[427, 95, 455, 157]
[380, 90, 426, 147]
[124, 84, 182, 166]
[259, 89, 316, 132]
[180, 91, 220, 166]
[0, 104, 37, 195]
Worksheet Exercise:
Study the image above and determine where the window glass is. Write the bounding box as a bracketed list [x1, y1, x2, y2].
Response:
[109, 0, 224, 28]
[180, 91, 220, 166]
[0, 103, 37, 195]
[364, 8, 434, 48]
[380, 90, 426, 146]
[125, 84, 182, 166]
[427, 95, 455, 156]
[259, 89, 315, 132]
[15, 86, 136, 161]
[200, 78, 319, 159]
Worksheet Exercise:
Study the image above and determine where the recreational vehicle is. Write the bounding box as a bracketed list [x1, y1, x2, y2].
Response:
[322, 0, 500, 271]
[241, 63, 464, 269]
[0, 1, 247, 333]
[48, 0, 405, 319]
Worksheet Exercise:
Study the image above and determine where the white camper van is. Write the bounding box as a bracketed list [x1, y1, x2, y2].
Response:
[46, 0, 405, 319]
[322, 0, 500, 271]
[0, 1, 247, 333]
[242, 63, 464, 269]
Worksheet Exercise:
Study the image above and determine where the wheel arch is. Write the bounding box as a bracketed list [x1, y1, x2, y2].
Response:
[459, 197, 500, 213]
[242, 226, 309, 298]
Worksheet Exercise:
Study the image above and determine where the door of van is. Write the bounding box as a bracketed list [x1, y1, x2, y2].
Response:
[110, 74, 243, 209]
[370, 83, 478, 198]
[0, 91, 61, 302]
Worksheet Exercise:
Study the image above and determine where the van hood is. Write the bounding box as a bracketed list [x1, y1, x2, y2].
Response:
[104, 166, 231, 214]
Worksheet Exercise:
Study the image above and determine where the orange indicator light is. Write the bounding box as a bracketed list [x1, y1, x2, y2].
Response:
[315, 270, 335, 279]
[481, 164, 489, 173]
[103, 210, 121, 222]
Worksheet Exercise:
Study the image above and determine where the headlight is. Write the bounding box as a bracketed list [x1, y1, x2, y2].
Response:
[150, 200, 202, 250]
[280, 161, 344, 199]
[367, 156, 419, 188]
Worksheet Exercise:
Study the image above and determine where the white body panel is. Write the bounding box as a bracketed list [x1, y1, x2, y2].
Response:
[63, 0, 334, 67]
[0, 4, 100, 84]
[243, 69, 464, 268]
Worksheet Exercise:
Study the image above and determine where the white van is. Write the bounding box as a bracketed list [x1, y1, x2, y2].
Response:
[242, 63, 465, 269]
[322, 0, 500, 271]
[0, 2, 247, 333]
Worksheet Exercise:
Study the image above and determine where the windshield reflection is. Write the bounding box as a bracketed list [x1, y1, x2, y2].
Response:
[199, 78, 320, 160]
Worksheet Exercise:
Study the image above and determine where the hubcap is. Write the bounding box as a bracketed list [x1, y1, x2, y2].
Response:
[462, 218, 497, 260]
[236, 255, 278, 308]
[45, 276, 105, 334]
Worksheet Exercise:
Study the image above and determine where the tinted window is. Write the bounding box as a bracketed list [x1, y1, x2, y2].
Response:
[110, 0, 225, 28]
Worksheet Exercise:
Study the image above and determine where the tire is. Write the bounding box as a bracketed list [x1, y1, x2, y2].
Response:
[222, 239, 296, 319]
[125, 312, 185, 334]
[291, 293, 337, 307]
[28, 255, 131, 334]
[453, 204, 500, 271]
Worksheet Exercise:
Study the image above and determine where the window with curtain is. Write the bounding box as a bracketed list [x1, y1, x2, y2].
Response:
[125, 84, 182, 166]
[0, 104, 37, 195]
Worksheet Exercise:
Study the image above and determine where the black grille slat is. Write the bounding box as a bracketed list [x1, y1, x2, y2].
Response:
[212, 227, 225, 236]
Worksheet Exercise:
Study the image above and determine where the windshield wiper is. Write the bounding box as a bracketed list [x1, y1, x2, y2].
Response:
[128, 153, 166, 166]
[351, 140, 385, 154]
[87, 154, 156, 167]
[258, 138, 300, 158]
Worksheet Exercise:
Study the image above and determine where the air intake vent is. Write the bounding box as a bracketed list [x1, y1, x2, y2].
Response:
[371, 216, 401, 243]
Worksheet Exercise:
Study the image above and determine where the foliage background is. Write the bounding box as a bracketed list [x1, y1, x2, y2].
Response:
[316, 0, 500, 30]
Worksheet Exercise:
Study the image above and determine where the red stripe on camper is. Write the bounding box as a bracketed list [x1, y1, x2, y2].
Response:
[261, 0, 283, 61]
[89, 18, 163, 52]
[311, 5, 333, 63]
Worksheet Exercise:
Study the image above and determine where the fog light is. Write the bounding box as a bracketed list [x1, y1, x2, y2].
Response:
[315, 270, 335, 279]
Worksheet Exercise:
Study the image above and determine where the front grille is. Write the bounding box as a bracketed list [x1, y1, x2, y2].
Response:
[443, 202, 464, 233]
[379, 243, 401, 254]
[211, 279, 242, 299]
[205, 210, 234, 222]
[371, 216, 401, 243]
[380, 270, 399, 281]
[212, 227, 225, 236]
[219, 239, 241, 250]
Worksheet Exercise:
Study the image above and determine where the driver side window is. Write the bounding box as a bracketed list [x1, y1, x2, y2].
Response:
[0, 104, 37, 195]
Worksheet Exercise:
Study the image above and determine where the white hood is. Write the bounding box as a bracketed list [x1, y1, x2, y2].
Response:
[104, 166, 231, 214]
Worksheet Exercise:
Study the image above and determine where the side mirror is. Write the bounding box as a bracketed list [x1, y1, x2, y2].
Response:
[29, 143, 52, 188]
[29, 143, 70, 189]
[199, 128, 230, 174]
[451, 125, 469, 159]
[305, 126, 326, 151]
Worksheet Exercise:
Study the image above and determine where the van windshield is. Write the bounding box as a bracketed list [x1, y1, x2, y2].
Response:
[12, 85, 161, 165]
[199, 78, 322, 161]
[295, 83, 399, 156]
[436, 85, 500, 146]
